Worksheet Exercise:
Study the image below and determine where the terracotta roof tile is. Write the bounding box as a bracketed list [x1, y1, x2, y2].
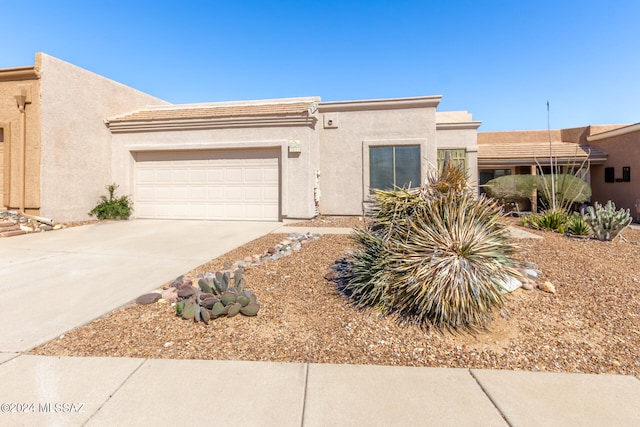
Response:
[479, 142, 607, 161]
[109, 102, 315, 123]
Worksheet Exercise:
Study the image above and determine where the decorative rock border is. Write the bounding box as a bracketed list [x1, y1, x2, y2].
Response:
[233, 232, 320, 268]
[0, 210, 62, 237]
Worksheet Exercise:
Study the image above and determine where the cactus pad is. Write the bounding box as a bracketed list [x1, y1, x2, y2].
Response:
[240, 303, 260, 317]
[227, 303, 242, 317]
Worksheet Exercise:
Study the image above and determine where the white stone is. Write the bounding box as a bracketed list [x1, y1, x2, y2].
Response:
[498, 275, 522, 294]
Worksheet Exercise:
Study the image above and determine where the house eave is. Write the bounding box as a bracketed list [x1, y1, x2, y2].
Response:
[478, 157, 607, 167]
[437, 121, 483, 130]
[106, 115, 318, 133]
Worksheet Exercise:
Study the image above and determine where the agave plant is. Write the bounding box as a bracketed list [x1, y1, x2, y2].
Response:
[528, 209, 570, 233]
[566, 214, 592, 236]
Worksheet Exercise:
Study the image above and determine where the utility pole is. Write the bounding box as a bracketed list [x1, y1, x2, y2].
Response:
[547, 101, 556, 210]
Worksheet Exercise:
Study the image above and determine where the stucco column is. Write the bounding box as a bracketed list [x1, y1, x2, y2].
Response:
[530, 164, 537, 213]
[15, 92, 27, 213]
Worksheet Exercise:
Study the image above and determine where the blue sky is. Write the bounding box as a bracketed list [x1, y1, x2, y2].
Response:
[2, 1, 639, 130]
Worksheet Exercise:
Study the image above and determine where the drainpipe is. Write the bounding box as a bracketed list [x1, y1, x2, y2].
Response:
[15, 91, 27, 213]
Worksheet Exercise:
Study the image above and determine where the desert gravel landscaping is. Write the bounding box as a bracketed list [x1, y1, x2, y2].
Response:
[31, 221, 640, 377]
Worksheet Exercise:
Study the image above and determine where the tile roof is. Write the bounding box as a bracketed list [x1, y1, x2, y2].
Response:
[108, 101, 316, 123]
[479, 141, 607, 162]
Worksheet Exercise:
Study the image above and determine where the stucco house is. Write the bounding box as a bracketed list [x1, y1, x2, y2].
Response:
[0, 53, 481, 222]
[478, 124, 640, 215]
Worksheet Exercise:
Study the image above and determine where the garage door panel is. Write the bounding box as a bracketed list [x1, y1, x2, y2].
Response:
[135, 149, 279, 221]
[189, 187, 207, 199]
[264, 187, 279, 201]
[155, 170, 173, 183]
[189, 169, 206, 183]
[264, 168, 279, 183]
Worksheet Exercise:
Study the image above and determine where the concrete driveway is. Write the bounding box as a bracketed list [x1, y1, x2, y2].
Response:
[0, 220, 281, 352]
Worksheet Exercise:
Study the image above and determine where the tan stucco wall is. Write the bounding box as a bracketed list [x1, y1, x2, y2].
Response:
[587, 130, 640, 214]
[110, 124, 320, 219]
[318, 105, 438, 216]
[0, 72, 41, 212]
[38, 53, 169, 221]
[478, 130, 563, 144]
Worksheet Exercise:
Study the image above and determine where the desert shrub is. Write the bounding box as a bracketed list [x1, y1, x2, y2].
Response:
[484, 173, 591, 213]
[89, 183, 133, 220]
[342, 164, 519, 332]
[537, 174, 591, 211]
[483, 175, 536, 204]
[585, 200, 632, 241]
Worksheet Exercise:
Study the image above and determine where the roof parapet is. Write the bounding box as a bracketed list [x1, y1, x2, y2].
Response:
[318, 95, 442, 112]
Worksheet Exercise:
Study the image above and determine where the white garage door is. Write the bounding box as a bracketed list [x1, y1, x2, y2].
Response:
[134, 149, 280, 221]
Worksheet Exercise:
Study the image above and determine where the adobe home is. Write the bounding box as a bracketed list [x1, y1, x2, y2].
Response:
[478, 125, 640, 215]
[0, 53, 481, 222]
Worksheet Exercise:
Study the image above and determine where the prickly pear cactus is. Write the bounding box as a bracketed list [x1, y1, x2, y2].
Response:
[585, 200, 632, 241]
[175, 268, 260, 324]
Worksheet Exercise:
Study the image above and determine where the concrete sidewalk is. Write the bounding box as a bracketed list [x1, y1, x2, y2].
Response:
[0, 354, 638, 427]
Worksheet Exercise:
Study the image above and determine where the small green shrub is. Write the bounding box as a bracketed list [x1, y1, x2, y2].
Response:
[585, 201, 631, 241]
[89, 183, 133, 220]
[484, 174, 536, 203]
[566, 214, 592, 236]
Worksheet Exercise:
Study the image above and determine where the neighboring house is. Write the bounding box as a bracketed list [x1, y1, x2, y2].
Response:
[478, 124, 639, 214]
[0, 53, 169, 221]
[585, 123, 640, 218]
[1, 53, 480, 222]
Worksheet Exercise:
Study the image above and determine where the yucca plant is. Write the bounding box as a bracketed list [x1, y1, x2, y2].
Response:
[368, 164, 471, 238]
[340, 227, 391, 311]
[341, 164, 519, 332]
[386, 192, 518, 331]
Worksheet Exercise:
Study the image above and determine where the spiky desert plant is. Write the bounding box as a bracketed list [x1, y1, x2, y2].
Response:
[341, 227, 392, 311]
[566, 214, 592, 236]
[528, 209, 570, 233]
[385, 192, 519, 331]
[368, 164, 471, 238]
[585, 200, 632, 241]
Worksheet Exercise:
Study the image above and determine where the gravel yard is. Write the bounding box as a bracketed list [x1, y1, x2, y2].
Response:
[31, 222, 640, 377]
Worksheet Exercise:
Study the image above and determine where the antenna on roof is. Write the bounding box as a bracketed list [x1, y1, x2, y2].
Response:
[547, 101, 556, 210]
